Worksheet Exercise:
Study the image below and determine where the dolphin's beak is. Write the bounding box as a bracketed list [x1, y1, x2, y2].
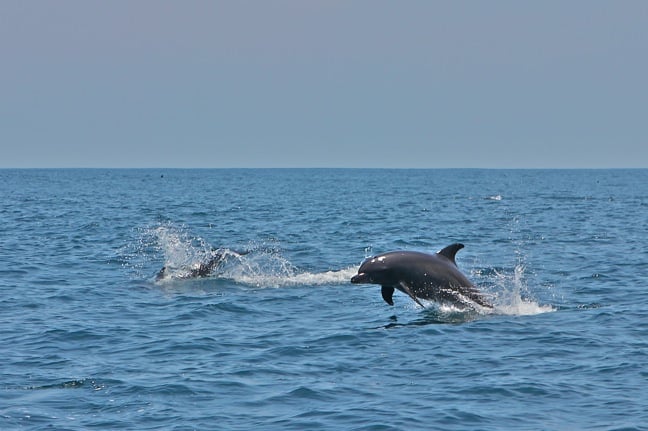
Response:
[351, 273, 367, 284]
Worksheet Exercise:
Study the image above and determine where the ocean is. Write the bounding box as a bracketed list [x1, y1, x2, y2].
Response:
[1, 168, 647, 430]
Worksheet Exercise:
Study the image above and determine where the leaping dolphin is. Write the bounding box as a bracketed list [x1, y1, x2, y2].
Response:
[351, 243, 492, 309]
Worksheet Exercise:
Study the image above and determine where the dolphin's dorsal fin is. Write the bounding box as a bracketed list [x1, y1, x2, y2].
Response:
[437, 243, 464, 266]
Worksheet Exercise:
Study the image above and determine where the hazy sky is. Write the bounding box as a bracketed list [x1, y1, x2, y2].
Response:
[1, 1, 646, 168]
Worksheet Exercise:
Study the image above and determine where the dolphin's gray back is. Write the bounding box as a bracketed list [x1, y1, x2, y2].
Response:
[382, 251, 490, 307]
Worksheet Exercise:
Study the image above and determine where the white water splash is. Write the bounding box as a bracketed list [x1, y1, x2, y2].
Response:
[489, 264, 554, 316]
[405, 264, 553, 318]
[150, 224, 356, 287]
[152, 224, 222, 280]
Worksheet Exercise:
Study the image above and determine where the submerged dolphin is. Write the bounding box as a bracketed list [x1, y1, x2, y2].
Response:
[351, 243, 492, 309]
[156, 249, 249, 281]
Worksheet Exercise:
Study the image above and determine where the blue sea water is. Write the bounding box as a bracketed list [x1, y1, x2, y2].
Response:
[1, 168, 647, 430]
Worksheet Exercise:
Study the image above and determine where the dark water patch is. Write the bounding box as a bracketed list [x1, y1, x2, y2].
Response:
[22, 378, 110, 392]
[0, 269, 30, 277]
[378, 306, 489, 329]
[172, 300, 256, 321]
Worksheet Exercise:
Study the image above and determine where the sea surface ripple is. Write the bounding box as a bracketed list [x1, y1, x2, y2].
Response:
[1, 169, 647, 430]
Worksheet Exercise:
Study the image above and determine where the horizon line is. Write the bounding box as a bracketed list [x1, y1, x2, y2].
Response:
[1, 166, 646, 170]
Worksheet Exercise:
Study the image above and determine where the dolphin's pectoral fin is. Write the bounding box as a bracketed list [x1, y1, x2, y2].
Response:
[437, 243, 464, 266]
[398, 281, 426, 308]
[381, 285, 395, 306]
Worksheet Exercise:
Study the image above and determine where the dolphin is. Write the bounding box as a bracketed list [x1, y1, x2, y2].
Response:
[350, 243, 492, 309]
[155, 249, 249, 281]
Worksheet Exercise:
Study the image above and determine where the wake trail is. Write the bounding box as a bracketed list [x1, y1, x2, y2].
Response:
[228, 267, 358, 288]
[150, 223, 356, 287]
